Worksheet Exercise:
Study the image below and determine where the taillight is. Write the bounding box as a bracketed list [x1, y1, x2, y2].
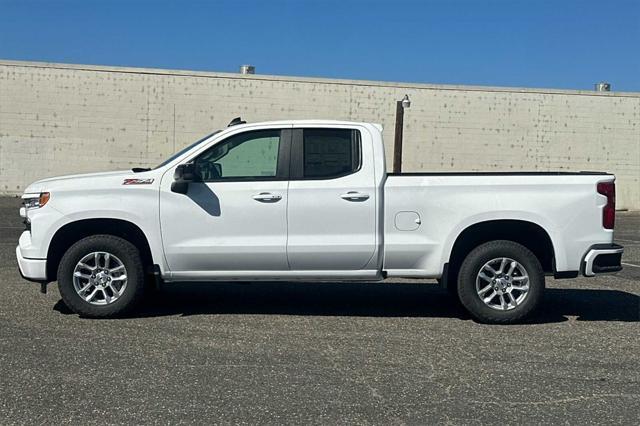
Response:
[597, 182, 615, 229]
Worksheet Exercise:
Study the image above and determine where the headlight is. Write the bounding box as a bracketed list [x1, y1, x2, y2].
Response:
[23, 192, 50, 209]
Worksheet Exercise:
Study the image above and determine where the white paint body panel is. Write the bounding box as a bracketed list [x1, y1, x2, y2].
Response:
[16, 120, 615, 283]
[19, 170, 165, 273]
[383, 174, 614, 277]
[159, 180, 290, 272]
[286, 123, 382, 271]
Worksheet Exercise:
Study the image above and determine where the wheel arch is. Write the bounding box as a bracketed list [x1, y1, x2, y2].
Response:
[445, 219, 556, 283]
[47, 218, 154, 281]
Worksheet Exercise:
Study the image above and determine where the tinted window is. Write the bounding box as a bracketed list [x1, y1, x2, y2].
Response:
[195, 130, 280, 180]
[303, 129, 359, 179]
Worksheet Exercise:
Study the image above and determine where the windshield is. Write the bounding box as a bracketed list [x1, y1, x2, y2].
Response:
[154, 130, 221, 169]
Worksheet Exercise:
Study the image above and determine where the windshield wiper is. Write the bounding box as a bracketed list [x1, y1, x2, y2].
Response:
[132, 167, 152, 173]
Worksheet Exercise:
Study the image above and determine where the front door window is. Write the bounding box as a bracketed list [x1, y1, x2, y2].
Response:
[194, 130, 282, 181]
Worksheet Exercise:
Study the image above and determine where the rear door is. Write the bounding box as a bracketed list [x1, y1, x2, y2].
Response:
[286, 126, 377, 270]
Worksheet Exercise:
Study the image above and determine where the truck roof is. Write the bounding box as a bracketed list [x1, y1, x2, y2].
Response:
[228, 119, 383, 131]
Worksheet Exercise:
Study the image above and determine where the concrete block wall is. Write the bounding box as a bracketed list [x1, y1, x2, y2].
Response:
[1, 60, 639, 209]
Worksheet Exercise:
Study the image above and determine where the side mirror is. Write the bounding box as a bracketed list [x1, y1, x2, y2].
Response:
[174, 163, 198, 181]
[171, 163, 198, 194]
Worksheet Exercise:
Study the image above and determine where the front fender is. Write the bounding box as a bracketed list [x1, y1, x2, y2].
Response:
[41, 187, 165, 273]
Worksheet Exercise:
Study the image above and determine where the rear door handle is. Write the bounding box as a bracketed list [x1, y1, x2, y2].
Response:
[252, 192, 282, 202]
[340, 191, 370, 201]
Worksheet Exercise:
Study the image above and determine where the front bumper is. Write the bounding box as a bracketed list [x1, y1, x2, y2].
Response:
[16, 245, 48, 282]
[582, 243, 624, 277]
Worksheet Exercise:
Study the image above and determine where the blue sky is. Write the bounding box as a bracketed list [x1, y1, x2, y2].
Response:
[1, 0, 639, 91]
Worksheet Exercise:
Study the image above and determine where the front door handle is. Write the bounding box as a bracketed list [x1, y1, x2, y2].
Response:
[340, 191, 370, 201]
[252, 192, 282, 202]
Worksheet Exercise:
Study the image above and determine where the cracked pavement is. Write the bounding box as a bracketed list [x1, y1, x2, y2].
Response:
[0, 197, 638, 424]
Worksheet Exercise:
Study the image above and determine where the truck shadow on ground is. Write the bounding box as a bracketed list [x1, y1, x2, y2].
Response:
[53, 281, 640, 323]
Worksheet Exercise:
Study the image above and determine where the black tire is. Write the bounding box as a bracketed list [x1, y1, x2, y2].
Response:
[57, 235, 145, 318]
[457, 240, 544, 324]
[442, 276, 460, 303]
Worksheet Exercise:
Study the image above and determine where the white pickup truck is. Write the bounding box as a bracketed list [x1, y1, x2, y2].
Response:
[16, 119, 623, 323]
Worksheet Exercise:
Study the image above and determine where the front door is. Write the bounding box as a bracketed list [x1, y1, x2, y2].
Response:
[160, 128, 291, 276]
[286, 127, 377, 270]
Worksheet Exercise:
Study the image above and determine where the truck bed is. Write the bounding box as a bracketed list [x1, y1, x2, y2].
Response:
[382, 172, 615, 278]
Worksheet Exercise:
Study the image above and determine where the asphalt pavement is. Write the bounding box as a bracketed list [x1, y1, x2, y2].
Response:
[0, 196, 638, 425]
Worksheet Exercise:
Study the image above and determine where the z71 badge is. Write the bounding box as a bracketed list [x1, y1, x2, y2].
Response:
[122, 178, 154, 185]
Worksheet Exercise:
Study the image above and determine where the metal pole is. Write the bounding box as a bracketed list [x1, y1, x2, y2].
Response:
[393, 100, 404, 173]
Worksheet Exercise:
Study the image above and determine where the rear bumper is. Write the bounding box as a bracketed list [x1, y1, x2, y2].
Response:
[16, 245, 48, 283]
[582, 243, 624, 277]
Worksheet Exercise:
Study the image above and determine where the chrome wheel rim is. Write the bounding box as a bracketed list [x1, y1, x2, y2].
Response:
[476, 257, 529, 311]
[72, 252, 128, 305]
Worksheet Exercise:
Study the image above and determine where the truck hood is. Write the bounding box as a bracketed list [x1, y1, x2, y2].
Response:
[23, 170, 139, 194]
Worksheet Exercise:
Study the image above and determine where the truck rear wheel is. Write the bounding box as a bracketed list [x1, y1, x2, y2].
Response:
[457, 240, 544, 324]
[57, 235, 145, 318]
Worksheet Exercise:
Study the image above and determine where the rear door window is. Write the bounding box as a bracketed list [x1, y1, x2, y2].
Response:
[301, 129, 360, 179]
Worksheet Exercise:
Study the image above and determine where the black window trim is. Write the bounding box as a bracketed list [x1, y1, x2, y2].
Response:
[192, 128, 292, 182]
[289, 128, 362, 181]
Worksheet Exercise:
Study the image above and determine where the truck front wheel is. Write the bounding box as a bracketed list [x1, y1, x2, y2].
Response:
[57, 235, 145, 318]
[457, 240, 544, 324]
